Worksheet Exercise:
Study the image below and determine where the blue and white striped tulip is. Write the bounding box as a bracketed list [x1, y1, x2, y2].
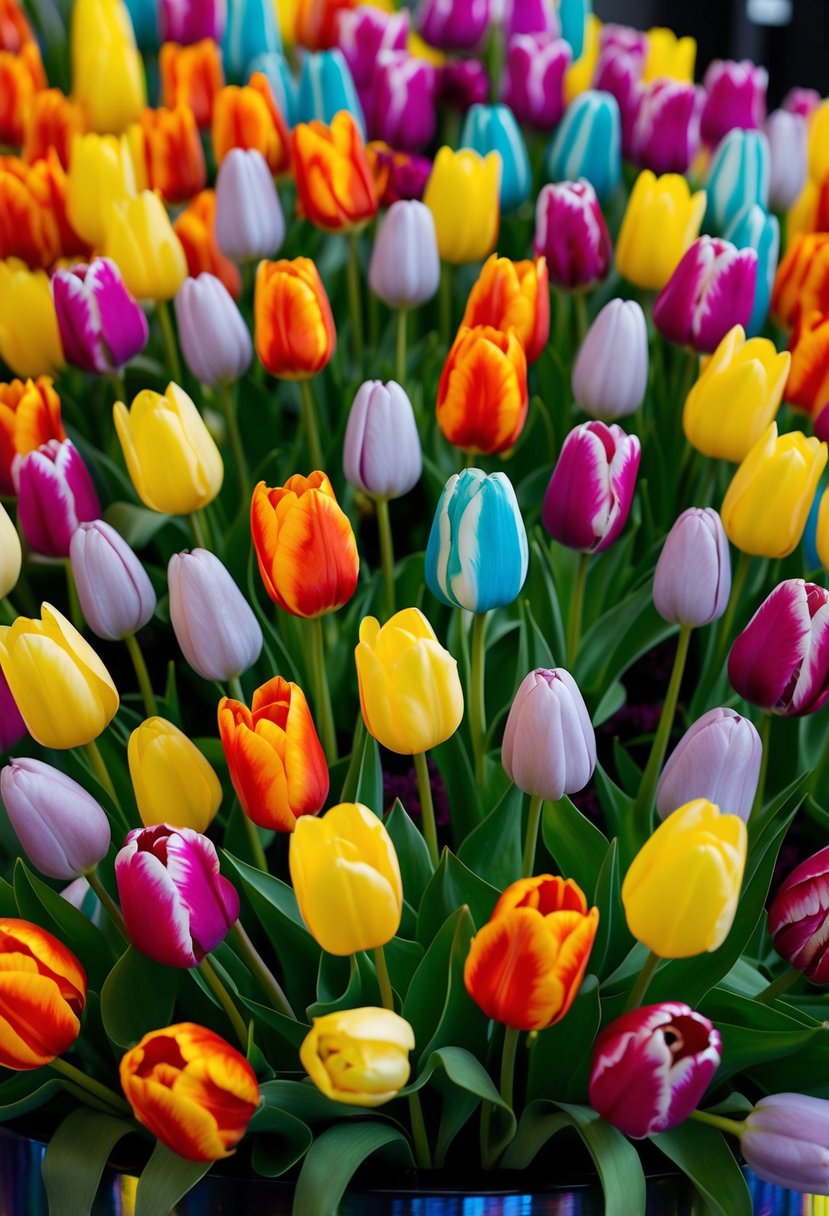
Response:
[223, 0, 282, 83]
[460, 104, 531, 214]
[248, 51, 299, 127]
[724, 203, 779, 337]
[296, 49, 365, 134]
[704, 128, 770, 234]
[545, 90, 621, 205]
[559, 0, 590, 59]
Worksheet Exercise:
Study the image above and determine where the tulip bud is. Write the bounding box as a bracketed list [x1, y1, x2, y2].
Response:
[0, 503, 21, 601]
[52, 258, 149, 376]
[542, 421, 641, 554]
[160, 39, 225, 130]
[368, 200, 440, 311]
[0, 918, 86, 1069]
[616, 169, 707, 291]
[437, 326, 528, 456]
[768, 844, 829, 990]
[69, 520, 156, 641]
[656, 707, 762, 823]
[741, 1095, 829, 1194]
[336, 6, 408, 95]
[174, 274, 252, 387]
[168, 548, 262, 682]
[652, 508, 731, 627]
[460, 103, 531, 214]
[572, 298, 648, 421]
[301, 1007, 415, 1106]
[0, 757, 111, 880]
[366, 143, 432, 208]
[438, 59, 489, 114]
[70, 0, 147, 135]
[423, 146, 500, 265]
[773, 233, 829, 331]
[765, 109, 808, 214]
[642, 26, 696, 83]
[104, 190, 188, 302]
[425, 469, 528, 613]
[545, 90, 621, 206]
[629, 79, 703, 176]
[248, 52, 297, 128]
[461, 254, 549, 364]
[589, 1003, 722, 1139]
[222, 0, 281, 84]
[14, 439, 100, 560]
[501, 667, 596, 800]
[0, 262, 64, 379]
[0, 377, 65, 497]
[343, 380, 421, 500]
[369, 52, 436, 154]
[292, 111, 377, 234]
[704, 128, 770, 235]
[254, 259, 336, 379]
[787, 310, 829, 422]
[116, 825, 238, 967]
[161, 0, 226, 44]
[128, 717, 222, 831]
[723, 204, 779, 339]
[591, 47, 639, 156]
[502, 34, 570, 131]
[215, 148, 285, 264]
[296, 49, 365, 131]
[175, 189, 241, 300]
[534, 179, 612, 290]
[415, 0, 489, 51]
[700, 59, 767, 149]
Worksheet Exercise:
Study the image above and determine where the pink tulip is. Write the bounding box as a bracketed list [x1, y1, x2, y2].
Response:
[70, 520, 156, 641]
[502, 34, 571, 131]
[768, 845, 829, 983]
[542, 421, 640, 553]
[0, 669, 26, 753]
[533, 180, 612, 290]
[630, 79, 703, 176]
[370, 52, 438, 152]
[656, 707, 762, 823]
[653, 237, 758, 353]
[52, 259, 149, 375]
[415, 0, 489, 51]
[160, 0, 226, 43]
[700, 58, 767, 148]
[14, 439, 100, 558]
[336, 5, 408, 91]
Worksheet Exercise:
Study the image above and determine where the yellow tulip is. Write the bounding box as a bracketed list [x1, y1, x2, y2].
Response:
[300, 1007, 415, 1107]
[128, 717, 222, 832]
[289, 802, 402, 956]
[113, 382, 223, 515]
[103, 191, 188, 301]
[71, 0, 146, 134]
[0, 603, 119, 749]
[722, 422, 827, 558]
[423, 147, 500, 265]
[66, 132, 138, 248]
[616, 170, 706, 291]
[642, 27, 696, 84]
[815, 489, 829, 571]
[564, 13, 601, 104]
[808, 98, 829, 186]
[622, 799, 747, 958]
[0, 504, 21, 601]
[354, 607, 464, 756]
[0, 261, 64, 379]
[683, 325, 790, 463]
[786, 178, 818, 249]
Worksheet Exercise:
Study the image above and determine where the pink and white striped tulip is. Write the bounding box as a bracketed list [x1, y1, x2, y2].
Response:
[337, 5, 408, 93]
[115, 824, 240, 969]
[700, 59, 767, 148]
[542, 421, 640, 554]
[768, 845, 829, 984]
[630, 79, 703, 176]
[70, 520, 156, 642]
[502, 34, 571, 131]
[653, 237, 758, 354]
[592, 47, 640, 156]
[728, 579, 829, 717]
[533, 180, 612, 290]
[656, 707, 762, 823]
[14, 439, 100, 559]
[160, 0, 226, 43]
[588, 1003, 722, 1139]
[52, 259, 149, 376]
[598, 24, 648, 66]
[782, 88, 821, 120]
[415, 0, 490, 52]
[370, 53, 438, 153]
[502, 0, 559, 39]
[653, 507, 731, 628]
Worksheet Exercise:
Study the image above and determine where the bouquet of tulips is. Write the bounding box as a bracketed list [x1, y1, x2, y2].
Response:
[3, 0, 829, 1212]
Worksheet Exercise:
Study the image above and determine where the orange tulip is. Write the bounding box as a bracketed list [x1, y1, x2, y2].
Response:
[251, 473, 359, 617]
[139, 105, 206, 203]
[254, 257, 336, 379]
[174, 189, 242, 300]
[0, 376, 65, 494]
[26, 149, 90, 261]
[0, 0, 35, 52]
[159, 39, 224, 130]
[786, 310, 829, 418]
[436, 325, 528, 456]
[772, 233, 829, 329]
[464, 875, 599, 1031]
[219, 676, 329, 831]
[292, 111, 378, 233]
[22, 90, 87, 170]
[461, 254, 550, 364]
[294, 0, 357, 49]
[120, 1023, 260, 1162]
[0, 917, 87, 1069]
[0, 158, 60, 269]
[212, 74, 291, 176]
[0, 43, 45, 146]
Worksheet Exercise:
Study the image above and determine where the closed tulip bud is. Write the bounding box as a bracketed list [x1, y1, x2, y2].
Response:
[159, 39, 225, 130]
[222, 0, 281, 84]
[114, 383, 224, 515]
[572, 298, 648, 421]
[653, 508, 731, 628]
[139, 104, 206, 204]
[301, 1007, 414, 1106]
[464, 874, 599, 1030]
[343, 380, 421, 499]
[773, 234, 829, 331]
[616, 169, 706, 291]
[437, 326, 528, 457]
[503, 0, 560, 38]
[289, 802, 402, 954]
[297, 49, 365, 132]
[438, 59, 489, 115]
[425, 469, 528, 613]
[212, 76, 291, 176]
[252, 473, 358, 617]
[69, 520, 156, 641]
[502, 34, 570, 131]
[174, 274, 252, 387]
[121, 1023, 258, 1161]
[460, 103, 530, 214]
[71, 0, 147, 134]
[248, 56, 296, 129]
[765, 109, 808, 214]
[656, 707, 761, 824]
[22, 90, 87, 172]
[66, 132, 138, 249]
[589, 1004, 722, 1139]
[0, 669, 26, 753]
[15, 439, 100, 560]
[630, 79, 703, 176]
[723, 204, 779, 339]
[0, 918, 86, 1069]
[219, 676, 328, 831]
[0, 377, 65, 496]
[534, 180, 612, 290]
[52, 258, 149, 376]
[215, 149, 285, 264]
[700, 59, 767, 149]
[546, 90, 621, 206]
[117, 825, 236, 966]
[0, 503, 20, 601]
[0, 160, 60, 271]
[542, 421, 641, 554]
[0, 261, 64, 379]
[740, 1095, 829, 1193]
[704, 128, 770, 235]
[501, 667, 596, 800]
[722, 424, 826, 559]
[415, 0, 489, 51]
[255, 258, 336, 379]
[161, 0, 226, 43]
[642, 26, 695, 84]
[168, 549, 262, 682]
[769, 845, 829, 983]
[127, 718, 223, 831]
[293, 111, 377, 233]
[336, 6, 408, 92]
[0, 604, 119, 749]
[368, 200, 440, 311]
[175, 189, 241, 300]
[104, 191, 188, 302]
[808, 97, 829, 184]
[591, 48, 640, 155]
[787, 310, 829, 420]
[461, 254, 549, 364]
[371, 52, 437, 154]
[0, 757, 111, 881]
[653, 237, 757, 355]
[423, 146, 500, 265]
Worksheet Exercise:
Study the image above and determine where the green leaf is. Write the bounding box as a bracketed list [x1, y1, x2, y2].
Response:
[541, 796, 609, 894]
[42, 1109, 134, 1216]
[431, 733, 481, 842]
[651, 1121, 751, 1216]
[591, 840, 636, 981]
[354, 732, 384, 816]
[384, 798, 434, 913]
[526, 977, 601, 1104]
[384, 937, 425, 1002]
[291, 1122, 414, 1216]
[593, 680, 626, 728]
[405, 1045, 516, 1165]
[404, 906, 486, 1068]
[593, 765, 635, 843]
[104, 501, 172, 549]
[13, 859, 113, 989]
[0, 1074, 66, 1121]
[249, 1106, 312, 1178]
[0, 876, 17, 917]
[457, 782, 522, 890]
[416, 850, 500, 946]
[500, 1100, 572, 1169]
[100, 947, 181, 1048]
[308, 951, 375, 1019]
[556, 1102, 646, 1216]
[259, 1079, 365, 1124]
[579, 583, 673, 699]
[135, 1141, 211, 1216]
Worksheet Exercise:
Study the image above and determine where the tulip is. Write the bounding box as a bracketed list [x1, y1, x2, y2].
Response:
[159, 38, 225, 130]
[15, 439, 100, 560]
[616, 169, 706, 291]
[723, 204, 779, 339]
[296, 49, 365, 132]
[591, 46, 640, 154]
[301, 1007, 414, 1106]
[461, 254, 549, 365]
[545, 90, 621, 206]
[642, 26, 695, 83]
[0, 757, 111, 881]
[700, 59, 767, 148]
[773, 234, 829, 331]
[71, 0, 146, 134]
[247, 51, 298, 127]
[0, 261, 64, 379]
[370, 53, 437, 154]
[212, 76, 291, 176]
[139, 104, 206, 204]
[161, 0, 226, 43]
[0, 918, 86, 1069]
[501, 667, 595, 801]
[0, 160, 61, 271]
[502, 34, 570, 131]
[368, 200, 439, 311]
[464, 874, 599, 1030]
[533, 180, 612, 291]
[0, 377, 65, 496]
[174, 274, 252, 388]
[572, 298, 648, 421]
[222, 0, 281, 83]
[254, 259, 336, 379]
[503, 0, 560, 38]
[787, 310, 829, 420]
[653, 508, 731, 628]
[765, 109, 808, 214]
[336, 6, 408, 98]
[704, 128, 770, 235]
[289, 802, 402, 955]
[366, 143, 432, 207]
[589, 1003, 722, 1139]
[175, 190, 241, 300]
[214, 149, 285, 266]
[768, 846, 829, 983]
[460, 103, 530, 214]
[656, 707, 761, 824]
[0, 604, 119, 750]
[168, 549, 262, 682]
[0, 669, 26, 753]
[721, 424, 826, 559]
[293, 0, 355, 50]
[343, 380, 421, 499]
[219, 676, 329, 831]
[415, 0, 489, 51]
[293, 111, 377, 233]
[423, 147, 500, 265]
[438, 59, 489, 115]
[22, 90, 87, 171]
[69, 520, 156, 642]
[0, 504, 20, 601]
[808, 98, 829, 185]
[65, 132, 137, 249]
[630, 79, 703, 176]
[127, 718, 223, 832]
[114, 383, 224, 516]
[740, 1095, 829, 1193]
[783, 87, 821, 120]
[52, 258, 149, 376]
[542, 421, 641, 554]
[653, 237, 757, 355]
[436, 326, 528, 456]
[104, 190, 188, 302]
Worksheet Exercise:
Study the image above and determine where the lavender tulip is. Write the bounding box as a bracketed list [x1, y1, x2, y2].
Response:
[0, 670, 26, 753]
[0, 757, 111, 881]
[728, 579, 829, 717]
[700, 59, 767, 148]
[768, 845, 829, 983]
[14, 439, 100, 559]
[160, 0, 226, 43]
[653, 508, 731, 628]
[174, 274, 252, 388]
[52, 259, 149, 375]
[343, 380, 422, 499]
[415, 0, 489, 52]
[630, 79, 703, 176]
[656, 707, 762, 823]
[765, 109, 808, 213]
[653, 237, 757, 354]
[368, 200, 440, 310]
[572, 298, 648, 421]
[542, 421, 641, 554]
[533, 180, 612, 290]
[115, 824, 240, 968]
[371, 52, 438, 153]
[168, 548, 263, 683]
[501, 34, 571, 131]
[501, 667, 595, 800]
[69, 520, 156, 641]
[742, 1095, 829, 1193]
[215, 148, 285, 263]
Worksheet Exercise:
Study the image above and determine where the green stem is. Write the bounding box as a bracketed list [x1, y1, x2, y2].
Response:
[750, 713, 771, 823]
[228, 675, 245, 703]
[622, 949, 661, 1013]
[705, 551, 751, 697]
[123, 632, 158, 718]
[567, 552, 589, 667]
[219, 382, 249, 502]
[395, 308, 407, 387]
[375, 497, 396, 619]
[230, 922, 295, 1019]
[308, 615, 337, 763]
[689, 1109, 746, 1139]
[482, 1027, 520, 1168]
[756, 964, 801, 1005]
[347, 231, 364, 372]
[0, 597, 16, 625]
[373, 944, 394, 1011]
[156, 299, 183, 385]
[82, 739, 125, 819]
[521, 793, 544, 879]
[85, 868, 127, 940]
[573, 292, 589, 349]
[633, 625, 692, 838]
[188, 510, 208, 550]
[64, 559, 83, 633]
[408, 1092, 432, 1170]
[242, 810, 269, 873]
[806, 719, 829, 800]
[50, 1057, 131, 1116]
[108, 369, 127, 404]
[470, 611, 488, 790]
[199, 956, 248, 1049]
[439, 262, 452, 347]
[413, 751, 439, 868]
[299, 378, 324, 472]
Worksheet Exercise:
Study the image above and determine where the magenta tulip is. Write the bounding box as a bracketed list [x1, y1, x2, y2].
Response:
[336, 5, 408, 93]
[592, 47, 640, 156]
[700, 58, 767, 148]
[503, 0, 559, 39]
[653, 237, 757, 354]
[501, 34, 570, 131]
[598, 23, 648, 65]
[70, 520, 156, 641]
[0, 670, 26, 753]
[415, 0, 489, 51]
[14, 439, 100, 559]
[438, 60, 488, 114]
[742, 1095, 829, 1193]
[653, 508, 731, 627]
[656, 707, 762, 823]
[533, 180, 612, 290]
[501, 667, 596, 801]
[768, 845, 829, 983]
[52, 259, 149, 375]
[168, 548, 263, 683]
[782, 87, 821, 120]
[370, 52, 438, 152]
[542, 421, 640, 553]
[630, 79, 703, 176]
[160, 0, 226, 43]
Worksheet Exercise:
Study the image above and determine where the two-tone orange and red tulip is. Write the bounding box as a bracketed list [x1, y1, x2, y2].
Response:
[139, 105, 206, 204]
[772, 233, 829, 329]
[786, 310, 829, 419]
[254, 258, 336, 379]
[0, 917, 86, 1069]
[0, 375, 65, 495]
[292, 110, 378, 233]
[436, 325, 528, 455]
[213, 74, 291, 176]
[159, 39, 224, 130]
[461, 255, 550, 364]
[174, 189, 242, 300]
[22, 90, 87, 170]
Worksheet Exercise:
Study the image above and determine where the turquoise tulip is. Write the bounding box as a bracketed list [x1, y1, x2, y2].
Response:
[725, 204, 779, 337]
[546, 90, 621, 205]
[705, 128, 770, 234]
[460, 103, 530, 214]
[223, 0, 281, 83]
[559, 0, 591, 59]
[296, 49, 365, 134]
[249, 51, 299, 127]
